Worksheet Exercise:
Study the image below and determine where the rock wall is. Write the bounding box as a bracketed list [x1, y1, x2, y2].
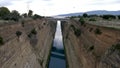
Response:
[61, 20, 120, 68]
[0, 19, 57, 68]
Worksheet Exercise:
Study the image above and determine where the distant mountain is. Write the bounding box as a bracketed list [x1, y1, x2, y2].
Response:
[58, 10, 120, 17]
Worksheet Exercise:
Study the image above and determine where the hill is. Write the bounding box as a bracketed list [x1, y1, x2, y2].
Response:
[58, 10, 120, 17]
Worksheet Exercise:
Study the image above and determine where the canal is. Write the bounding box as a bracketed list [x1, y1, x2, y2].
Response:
[49, 20, 66, 68]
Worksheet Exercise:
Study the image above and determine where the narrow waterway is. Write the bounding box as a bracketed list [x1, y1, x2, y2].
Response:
[49, 20, 66, 68]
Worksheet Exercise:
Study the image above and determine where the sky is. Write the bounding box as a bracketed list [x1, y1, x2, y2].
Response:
[0, 0, 120, 16]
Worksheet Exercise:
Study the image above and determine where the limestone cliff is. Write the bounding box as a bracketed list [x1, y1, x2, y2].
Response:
[0, 19, 57, 68]
[61, 20, 120, 68]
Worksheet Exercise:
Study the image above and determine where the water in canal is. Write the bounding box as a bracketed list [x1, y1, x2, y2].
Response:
[49, 20, 66, 68]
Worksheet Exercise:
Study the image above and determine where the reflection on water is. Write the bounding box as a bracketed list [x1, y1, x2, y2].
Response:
[49, 20, 66, 68]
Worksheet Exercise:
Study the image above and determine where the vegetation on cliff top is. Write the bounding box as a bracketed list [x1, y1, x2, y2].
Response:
[101, 15, 116, 20]
[79, 17, 85, 26]
[0, 6, 43, 22]
[0, 7, 20, 21]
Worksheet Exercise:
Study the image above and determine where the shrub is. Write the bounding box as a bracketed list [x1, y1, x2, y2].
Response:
[112, 43, 120, 51]
[43, 23, 46, 25]
[0, 36, 4, 45]
[118, 15, 120, 19]
[0, 7, 10, 20]
[70, 25, 75, 30]
[9, 10, 20, 21]
[89, 45, 94, 51]
[16, 31, 22, 38]
[102, 15, 116, 20]
[31, 28, 37, 35]
[70, 16, 76, 19]
[89, 18, 96, 21]
[94, 28, 102, 35]
[32, 14, 43, 20]
[71, 25, 81, 37]
[28, 10, 33, 17]
[83, 24, 86, 27]
[28, 33, 32, 38]
[74, 29, 81, 37]
[89, 28, 93, 32]
[28, 28, 37, 38]
[83, 13, 88, 17]
[88, 15, 98, 17]
[79, 17, 85, 25]
[21, 21, 24, 27]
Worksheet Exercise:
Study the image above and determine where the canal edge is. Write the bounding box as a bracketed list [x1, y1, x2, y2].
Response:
[61, 21, 69, 68]
[46, 22, 57, 68]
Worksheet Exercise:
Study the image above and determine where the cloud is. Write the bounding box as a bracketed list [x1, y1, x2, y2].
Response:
[0, 0, 33, 6]
[1, 0, 120, 16]
[0, 0, 14, 6]
[43, 0, 52, 1]
[0, 2, 12, 6]
[90, 0, 120, 5]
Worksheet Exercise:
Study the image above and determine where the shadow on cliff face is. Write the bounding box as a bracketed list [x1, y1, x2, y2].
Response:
[30, 35, 38, 46]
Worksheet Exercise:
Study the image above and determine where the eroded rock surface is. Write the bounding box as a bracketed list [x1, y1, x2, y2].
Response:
[61, 20, 120, 68]
[0, 19, 57, 68]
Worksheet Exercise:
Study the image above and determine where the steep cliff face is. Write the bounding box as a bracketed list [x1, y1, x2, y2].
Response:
[98, 43, 120, 68]
[61, 20, 120, 68]
[0, 19, 57, 68]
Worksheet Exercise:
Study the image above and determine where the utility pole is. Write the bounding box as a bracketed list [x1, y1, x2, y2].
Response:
[26, 2, 30, 13]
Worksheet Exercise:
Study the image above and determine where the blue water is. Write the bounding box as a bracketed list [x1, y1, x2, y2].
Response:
[49, 20, 66, 68]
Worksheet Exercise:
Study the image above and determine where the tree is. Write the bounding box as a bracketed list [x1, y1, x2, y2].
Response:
[118, 15, 120, 19]
[79, 17, 85, 25]
[10, 10, 20, 21]
[0, 7, 10, 19]
[102, 15, 116, 20]
[83, 13, 88, 17]
[32, 14, 43, 19]
[22, 13, 28, 18]
[28, 10, 33, 17]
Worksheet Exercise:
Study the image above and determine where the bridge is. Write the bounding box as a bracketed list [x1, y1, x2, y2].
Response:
[46, 17, 69, 21]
